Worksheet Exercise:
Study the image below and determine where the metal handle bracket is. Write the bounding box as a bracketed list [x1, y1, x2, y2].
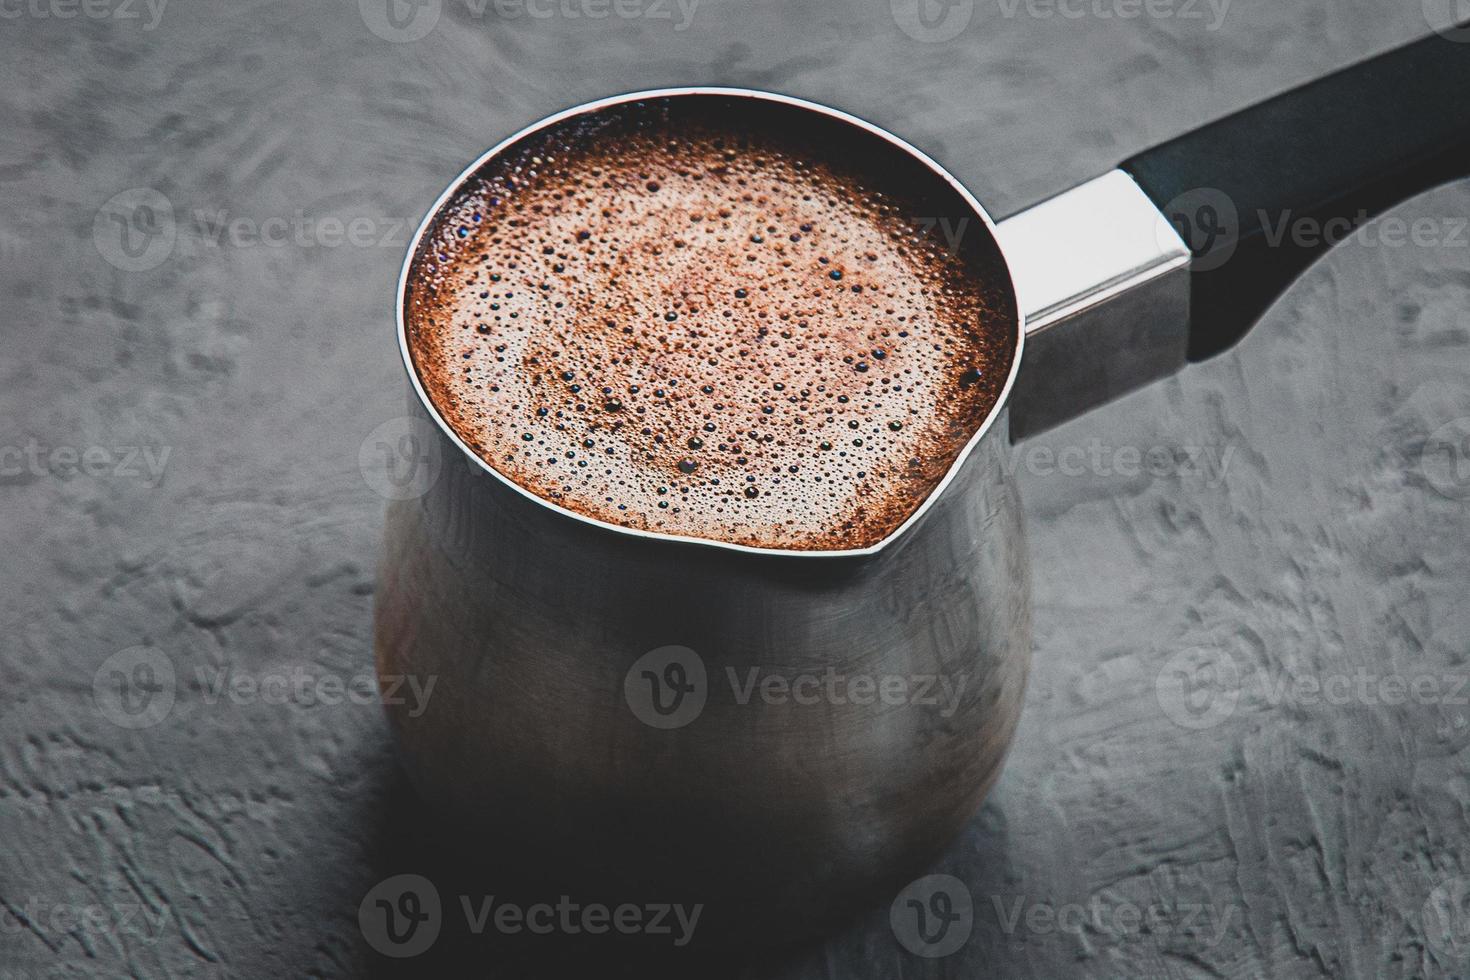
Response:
[997, 170, 1191, 439]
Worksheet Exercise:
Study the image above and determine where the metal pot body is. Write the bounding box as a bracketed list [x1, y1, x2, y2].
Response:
[375, 393, 1029, 940]
[374, 88, 1032, 943]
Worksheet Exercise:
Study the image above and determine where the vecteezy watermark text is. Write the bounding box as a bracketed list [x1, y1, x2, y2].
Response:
[995, 0, 1229, 30]
[726, 667, 969, 717]
[1160, 187, 1470, 272]
[194, 202, 405, 255]
[1257, 212, 1470, 251]
[358, 875, 701, 957]
[358, 0, 699, 43]
[93, 188, 413, 272]
[0, 0, 167, 29]
[196, 666, 435, 717]
[0, 439, 171, 486]
[1156, 647, 1470, 731]
[1003, 439, 1234, 486]
[92, 647, 436, 729]
[0, 898, 170, 943]
[892, 0, 1226, 43]
[889, 874, 1239, 958]
[192, 209, 410, 250]
[990, 894, 1238, 946]
[460, 895, 700, 945]
[472, 0, 698, 28]
[623, 646, 970, 730]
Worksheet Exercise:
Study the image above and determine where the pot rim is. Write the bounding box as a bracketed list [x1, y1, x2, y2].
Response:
[395, 86, 1025, 559]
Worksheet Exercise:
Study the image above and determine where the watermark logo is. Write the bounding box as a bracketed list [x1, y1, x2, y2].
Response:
[93, 646, 177, 729]
[1425, 877, 1470, 963]
[360, 416, 444, 501]
[891, 0, 974, 42]
[360, 874, 443, 957]
[891, 874, 973, 958]
[624, 645, 707, 729]
[1155, 647, 1240, 730]
[1159, 187, 1238, 272]
[916, 216, 973, 256]
[1421, 417, 1470, 500]
[93, 188, 175, 272]
[1424, 0, 1470, 42]
[359, 0, 441, 41]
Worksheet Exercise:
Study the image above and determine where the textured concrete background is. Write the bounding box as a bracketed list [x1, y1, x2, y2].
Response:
[3, 0, 1469, 976]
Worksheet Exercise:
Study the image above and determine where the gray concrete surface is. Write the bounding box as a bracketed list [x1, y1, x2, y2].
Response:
[2, 0, 1468, 976]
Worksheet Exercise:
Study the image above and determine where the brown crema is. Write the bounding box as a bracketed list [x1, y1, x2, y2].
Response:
[406, 99, 1014, 551]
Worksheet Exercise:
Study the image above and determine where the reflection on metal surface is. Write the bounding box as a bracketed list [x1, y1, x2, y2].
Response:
[998, 170, 1192, 439]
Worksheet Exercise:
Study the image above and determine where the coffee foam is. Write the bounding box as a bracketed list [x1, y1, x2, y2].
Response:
[406, 98, 1014, 551]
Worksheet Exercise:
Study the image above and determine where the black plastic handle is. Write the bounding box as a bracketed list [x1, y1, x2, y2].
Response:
[1122, 27, 1470, 360]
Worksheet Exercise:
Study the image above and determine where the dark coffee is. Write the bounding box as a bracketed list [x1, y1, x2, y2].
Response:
[405, 98, 1014, 550]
